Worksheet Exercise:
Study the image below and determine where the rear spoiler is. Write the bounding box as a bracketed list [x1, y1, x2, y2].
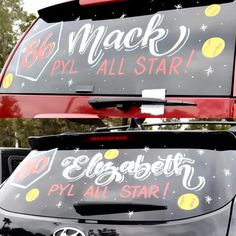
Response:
[29, 130, 236, 151]
[38, 0, 234, 22]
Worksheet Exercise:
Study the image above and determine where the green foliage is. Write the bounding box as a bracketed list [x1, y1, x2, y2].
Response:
[158, 118, 181, 130]
[0, 119, 98, 148]
[0, 0, 36, 69]
[103, 118, 129, 127]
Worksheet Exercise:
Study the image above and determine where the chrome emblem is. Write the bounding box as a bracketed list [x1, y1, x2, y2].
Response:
[53, 227, 85, 236]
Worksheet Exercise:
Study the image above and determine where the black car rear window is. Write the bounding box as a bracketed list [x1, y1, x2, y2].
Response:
[0, 131, 236, 221]
[0, 0, 236, 96]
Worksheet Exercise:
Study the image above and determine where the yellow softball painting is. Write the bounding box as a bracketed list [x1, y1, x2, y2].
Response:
[205, 4, 221, 17]
[178, 193, 200, 211]
[1, 73, 14, 89]
[25, 188, 40, 202]
[104, 149, 119, 160]
[202, 37, 225, 58]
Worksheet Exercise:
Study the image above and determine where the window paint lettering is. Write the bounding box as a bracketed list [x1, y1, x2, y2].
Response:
[50, 59, 78, 76]
[119, 183, 170, 199]
[10, 149, 57, 189]
[61, 153, 206, 191]
[15, 156, 49, 182]
[82, 184, 169, 200]
[83, 185, 108, 199]
[7, 3, 235, 96]
[47, 183, 75, 197]
[68, 13, 190, 66]
[96, 57, 125, 76]
[4, 148, 236, 220]
[46, 183, 169, 200]
[50, 51, 195, 77]
[21, 33, 56, 69]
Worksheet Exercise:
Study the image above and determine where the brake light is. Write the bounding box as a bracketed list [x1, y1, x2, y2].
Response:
[89, 135, 129, 142]
[80, 0, 127, 6]
[0, 19, 37, 84]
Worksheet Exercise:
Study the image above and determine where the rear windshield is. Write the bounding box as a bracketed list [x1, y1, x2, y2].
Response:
[0, 0, 236, 96]
[0, 147, 236, 221]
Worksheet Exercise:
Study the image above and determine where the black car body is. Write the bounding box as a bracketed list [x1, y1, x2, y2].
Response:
[0, 124, 236, 235]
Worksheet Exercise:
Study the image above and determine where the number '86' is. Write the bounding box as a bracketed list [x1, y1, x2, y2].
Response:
[21, 32, 55, 68]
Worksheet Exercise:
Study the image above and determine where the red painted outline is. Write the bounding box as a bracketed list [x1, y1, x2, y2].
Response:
[80, 0, 128, 7]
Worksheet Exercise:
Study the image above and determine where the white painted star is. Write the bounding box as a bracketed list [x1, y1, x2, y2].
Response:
[175, 4, 182, 9]
[128, 211, 134, 218]
[56, 201, 63, 208]
[15, 193, 20, 199]
[200, 24, 208, 31]
[197, 149, 205, 155]
[68, 79, 74, 87]
[223, 168, 231, 177]
[144, 146, 150, 152]
[204, 66, 214, 77]
[205, 196, 213, 204]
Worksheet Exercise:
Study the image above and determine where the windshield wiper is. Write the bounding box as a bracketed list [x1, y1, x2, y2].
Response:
[73, 202, 167, 216]
[88, 97, 196, 111]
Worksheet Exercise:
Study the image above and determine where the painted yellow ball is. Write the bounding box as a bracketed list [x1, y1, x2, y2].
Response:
[25, 188, 40, 202]
[2, 73, 14, 89]
[178, 193, 200, 211]
[205, 4, 221, 17]
[104, 149, 119, 160]
[202, 37, 225, 58]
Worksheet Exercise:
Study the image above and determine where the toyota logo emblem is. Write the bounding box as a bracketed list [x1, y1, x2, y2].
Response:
[53, 227, 85, 236]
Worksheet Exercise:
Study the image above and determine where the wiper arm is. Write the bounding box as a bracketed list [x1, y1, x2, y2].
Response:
[73, 202, 167, 216]
[88, 97, 196, 111]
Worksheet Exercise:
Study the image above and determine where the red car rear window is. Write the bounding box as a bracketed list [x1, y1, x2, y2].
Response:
[0, 0, 235, 96]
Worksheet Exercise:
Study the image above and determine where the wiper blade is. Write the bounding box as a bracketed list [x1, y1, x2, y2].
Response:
[88, 97, 196, 111]
[73, 202, 167, 216]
